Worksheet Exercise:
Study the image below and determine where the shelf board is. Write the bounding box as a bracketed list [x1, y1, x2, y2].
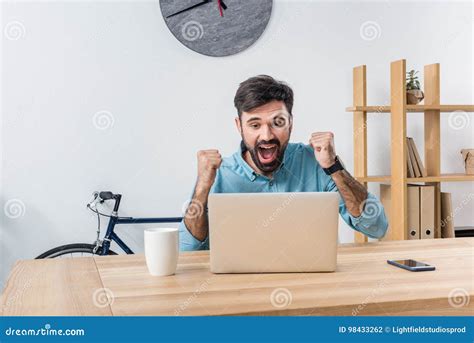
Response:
[346, 105, 474, 113]
[356, 173, 474, 183]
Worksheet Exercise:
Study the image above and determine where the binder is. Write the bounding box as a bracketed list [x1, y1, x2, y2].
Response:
[407, 185, 420, 240]
[379, 184, 420, 240]
[420, 185, 435, 239]
[441, 192, 455, 238]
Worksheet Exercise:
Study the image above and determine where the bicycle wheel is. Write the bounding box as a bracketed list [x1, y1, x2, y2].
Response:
[36, 243, 118, 259]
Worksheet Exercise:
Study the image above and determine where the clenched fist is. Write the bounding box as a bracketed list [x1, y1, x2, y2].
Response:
[196, 149, 222, 190]
[309, 132, 337, 168]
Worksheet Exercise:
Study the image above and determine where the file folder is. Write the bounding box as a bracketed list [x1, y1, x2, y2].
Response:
[407, 184, 420, 240]
[380, 184, 420, 240]
[420, 185, 435, 239]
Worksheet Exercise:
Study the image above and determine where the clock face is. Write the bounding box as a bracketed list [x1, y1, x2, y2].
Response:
[160, 0, 273, 57]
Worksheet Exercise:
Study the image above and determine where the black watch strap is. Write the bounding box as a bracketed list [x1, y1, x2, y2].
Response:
[323, 156, 345, 175]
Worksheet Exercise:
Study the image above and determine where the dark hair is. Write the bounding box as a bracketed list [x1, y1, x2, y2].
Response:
[234, 75, 294, 117]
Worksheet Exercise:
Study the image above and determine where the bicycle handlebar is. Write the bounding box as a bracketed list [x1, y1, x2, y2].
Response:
[99, 191, 116, 200]
[96, 191, 122, 212]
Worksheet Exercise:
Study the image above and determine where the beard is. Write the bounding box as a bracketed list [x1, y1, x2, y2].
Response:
[241, 137, 289, 173]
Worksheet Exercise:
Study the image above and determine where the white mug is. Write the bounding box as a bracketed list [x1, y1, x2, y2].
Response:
[144, 227, 179, 276]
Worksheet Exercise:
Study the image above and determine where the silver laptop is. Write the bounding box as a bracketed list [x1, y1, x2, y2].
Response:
[208, 192, 339, 273]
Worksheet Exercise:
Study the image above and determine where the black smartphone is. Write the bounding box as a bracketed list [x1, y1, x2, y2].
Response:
[387, 259, 435, 272]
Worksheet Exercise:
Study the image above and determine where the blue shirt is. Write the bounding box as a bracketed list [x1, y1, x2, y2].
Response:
[179, 142, 388, 251]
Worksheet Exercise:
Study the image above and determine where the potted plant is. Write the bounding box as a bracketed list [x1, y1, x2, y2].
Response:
[406, 70, 424, 104]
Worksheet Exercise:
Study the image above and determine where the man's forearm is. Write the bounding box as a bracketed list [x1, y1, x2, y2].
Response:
[330, 170, 368, 217]
[183, 185, 211, 242]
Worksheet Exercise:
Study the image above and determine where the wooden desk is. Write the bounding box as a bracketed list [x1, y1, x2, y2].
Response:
[1, 238, 473, 316]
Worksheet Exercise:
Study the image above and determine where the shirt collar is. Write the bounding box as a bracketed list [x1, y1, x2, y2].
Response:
[235, 140, 287, 181]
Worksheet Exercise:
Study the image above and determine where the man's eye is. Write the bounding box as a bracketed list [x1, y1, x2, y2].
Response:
[273, 117, 286, 127]
[250, 124, 260, 129]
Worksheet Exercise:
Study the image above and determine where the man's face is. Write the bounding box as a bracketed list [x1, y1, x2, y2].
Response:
[235, 100, 292, 173]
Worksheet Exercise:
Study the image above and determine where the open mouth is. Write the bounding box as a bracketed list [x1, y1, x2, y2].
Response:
[257, 144, 278, 164]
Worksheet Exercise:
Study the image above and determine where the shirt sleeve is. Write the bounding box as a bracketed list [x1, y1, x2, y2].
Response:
[325, 176, 388, 239]
[178, 218, 209, 251]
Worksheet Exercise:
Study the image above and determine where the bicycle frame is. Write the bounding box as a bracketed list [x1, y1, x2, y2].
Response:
[100, 216, 182, 255]
[98, 193, 182, 255]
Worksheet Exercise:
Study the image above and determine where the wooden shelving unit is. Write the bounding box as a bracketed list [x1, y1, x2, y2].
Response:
[356, 174, 474, 183]
[346, 59, 473, 243]
[346, 105, 474, 112]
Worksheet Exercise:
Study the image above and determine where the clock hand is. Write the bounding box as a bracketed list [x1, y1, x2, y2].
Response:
[217, 0, 228, 17]
[217, 0, 223, 17]
[166, 0, 212, 19]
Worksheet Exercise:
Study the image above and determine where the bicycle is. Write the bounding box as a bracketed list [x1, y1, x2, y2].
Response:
[36, 191, 182, 258]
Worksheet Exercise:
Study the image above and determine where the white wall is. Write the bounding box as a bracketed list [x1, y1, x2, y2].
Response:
[1, 0, 473, 287]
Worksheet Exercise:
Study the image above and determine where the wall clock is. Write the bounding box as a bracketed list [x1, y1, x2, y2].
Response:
[159, 0, 273, 57]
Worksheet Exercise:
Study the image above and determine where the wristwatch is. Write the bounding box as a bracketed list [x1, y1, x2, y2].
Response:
[323, 155, 345, 175]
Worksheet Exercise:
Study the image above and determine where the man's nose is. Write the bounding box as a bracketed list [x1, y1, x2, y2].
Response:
[259, 124, 275, 141]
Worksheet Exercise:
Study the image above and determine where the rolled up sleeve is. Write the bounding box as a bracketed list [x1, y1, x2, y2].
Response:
[178, 219, 209, 251]
[326, 178, 388, 239]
